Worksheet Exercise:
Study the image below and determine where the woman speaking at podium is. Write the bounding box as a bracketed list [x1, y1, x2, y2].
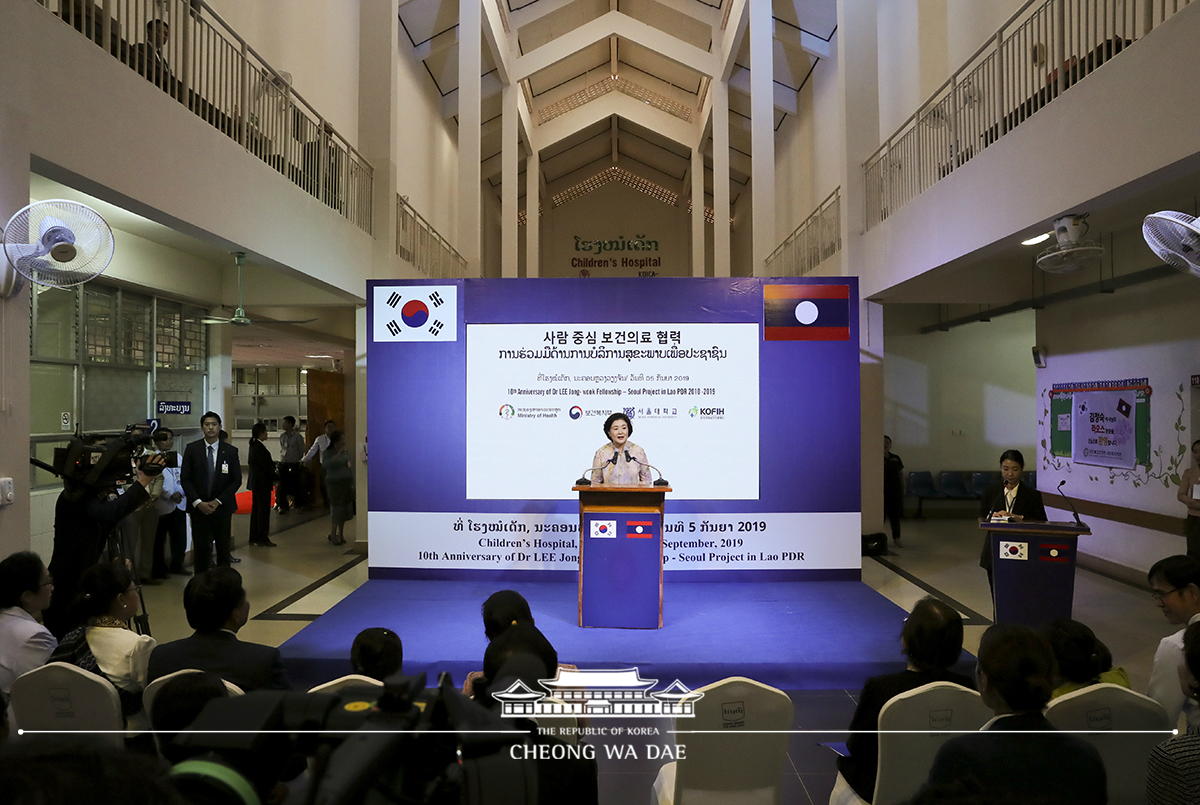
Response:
[979, 449, 1047, 595]
[591, 413, 652, 486]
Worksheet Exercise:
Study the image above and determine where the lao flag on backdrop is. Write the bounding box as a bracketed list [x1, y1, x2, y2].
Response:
[373, 285, 458, 342]
[626, 520, 655, 539]
[763, 284, 850, 341]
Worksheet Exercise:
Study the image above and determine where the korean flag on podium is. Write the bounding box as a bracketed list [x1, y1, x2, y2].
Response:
[373, 285, 458, 342]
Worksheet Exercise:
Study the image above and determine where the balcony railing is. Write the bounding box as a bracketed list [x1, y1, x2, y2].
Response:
[765, 188, 841, 277]
[396, 196, 472, 278]
[39, 0, 373, 234]
[865, 0, 1192, 231]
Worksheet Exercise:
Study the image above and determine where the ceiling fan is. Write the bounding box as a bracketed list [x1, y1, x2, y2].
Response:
[198, 252, 317, 327]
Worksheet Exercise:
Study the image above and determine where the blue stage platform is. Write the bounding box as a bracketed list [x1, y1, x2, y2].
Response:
[279, 579, 968, 693]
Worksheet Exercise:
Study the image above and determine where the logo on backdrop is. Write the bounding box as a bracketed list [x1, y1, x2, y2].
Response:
[499, 404, 515, 420]
[491, 667, 702, 719]
[373, 285, 458, 342]
[569, 406, 583, 419]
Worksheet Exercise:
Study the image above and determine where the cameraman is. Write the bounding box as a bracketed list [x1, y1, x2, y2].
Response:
[43, 452, 165, 639]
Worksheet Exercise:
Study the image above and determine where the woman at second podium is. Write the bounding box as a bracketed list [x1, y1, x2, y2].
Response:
[979, 448, 1047, 594]
[591, 413, 652, 486]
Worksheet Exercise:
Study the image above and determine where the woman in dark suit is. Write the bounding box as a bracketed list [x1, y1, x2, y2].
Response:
[247, 422, 276, 547]
[979, 449, 1046, 595]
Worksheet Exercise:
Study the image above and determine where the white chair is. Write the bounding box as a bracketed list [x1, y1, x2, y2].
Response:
[307, 674, 385, 694]
[1045, 683, 1170, 805]
[653, 676, 794, 805]
[830, 681, 992, 805]
[143, 668, 244, 721]
[9, 662, 124, 746]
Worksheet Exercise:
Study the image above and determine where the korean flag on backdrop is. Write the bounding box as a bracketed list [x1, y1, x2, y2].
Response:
[373, 285, 458, 342]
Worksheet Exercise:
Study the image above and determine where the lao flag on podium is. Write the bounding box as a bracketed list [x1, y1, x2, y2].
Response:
[763, 283, 850, 341]
[373, 285, 458, 342]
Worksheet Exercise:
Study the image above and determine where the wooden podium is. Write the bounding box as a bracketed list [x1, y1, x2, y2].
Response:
[979, 519, 1091, 627]
[573, 484, 671, 629]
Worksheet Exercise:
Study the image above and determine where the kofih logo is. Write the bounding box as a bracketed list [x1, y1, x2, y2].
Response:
[499, 404, 515, 420]
[569, 405, 583, 420]
[491, 667, 702, 718]
[695, 406, 724, 419]
[688, 406, 698, 418]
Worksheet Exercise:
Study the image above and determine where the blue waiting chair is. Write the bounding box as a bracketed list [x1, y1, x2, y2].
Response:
[906, 472, 941, 518]
[938, 471, 973, 499]
[971, 472, 998, 498]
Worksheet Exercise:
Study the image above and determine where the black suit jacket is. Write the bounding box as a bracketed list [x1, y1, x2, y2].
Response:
[979, 481, 1048, 570]
[180, 438, 242, 514]
[147, 630, 291, 691]
[248, 439, 275, 492]
[925, 711, 1106, 805]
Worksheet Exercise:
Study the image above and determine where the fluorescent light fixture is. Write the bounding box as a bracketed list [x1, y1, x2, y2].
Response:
[305, 354, 333, 359]
[1021, 232, 1051, 246]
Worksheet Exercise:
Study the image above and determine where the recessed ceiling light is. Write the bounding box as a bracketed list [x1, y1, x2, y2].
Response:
[1021, 232, 1051, 246]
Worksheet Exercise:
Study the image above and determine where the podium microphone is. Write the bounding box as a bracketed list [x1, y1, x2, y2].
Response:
[1056, 479, 1084, 526]
[627, 452, 670, 487]
[575, 454, 619, 486]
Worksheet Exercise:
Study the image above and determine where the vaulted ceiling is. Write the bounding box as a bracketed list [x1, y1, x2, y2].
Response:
[399, 0, 837, 212]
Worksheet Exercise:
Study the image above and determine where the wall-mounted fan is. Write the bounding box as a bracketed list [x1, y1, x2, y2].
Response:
[1036, 214, 1104, 274]
[2, 199, 115, 297]
[199, 252, 316, 327]
[1142, 211, 1200, 278]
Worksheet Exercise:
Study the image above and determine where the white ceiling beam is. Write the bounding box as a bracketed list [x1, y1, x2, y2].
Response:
[412, 26, 457, 61]
[481, 0, 513, 83]
[610, 117, 619, 162]
[531, 92, 695, 153]
[717, 0, 749, 80]
[775, 19, 830, 60]
[514, 11, 717, 81]
[727, 66, 797, 115]
[441, 71, 505, 119]
[509, 0, 579, 30]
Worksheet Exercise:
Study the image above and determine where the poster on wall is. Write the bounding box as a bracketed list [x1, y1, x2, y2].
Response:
[366, 278, 861, 579]
[1071, 389, 1137, 469]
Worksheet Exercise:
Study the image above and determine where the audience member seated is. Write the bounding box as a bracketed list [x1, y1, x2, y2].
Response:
[0, 551, 57, 695]
[1147, 621, 1200, 805]
[482, 589, 536, 640]
[920, 623, 1106, 805]
[836, 596, 974, 802]
[148, 567, 290, 691]
[1041, 618, 1130, 699]
[0, 736, 186, 804]
[1147, 555, 1200, 732]
[49, 560, 155, 726]
[473, 622, 558, 703]
[148, 671, 229, 765]
[350, 627, 403, 681]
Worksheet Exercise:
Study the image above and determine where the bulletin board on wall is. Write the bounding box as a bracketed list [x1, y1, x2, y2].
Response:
[1049, 379, 1151, 465]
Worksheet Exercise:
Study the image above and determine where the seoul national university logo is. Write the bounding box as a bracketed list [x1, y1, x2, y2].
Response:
[491, 667, 703, 718]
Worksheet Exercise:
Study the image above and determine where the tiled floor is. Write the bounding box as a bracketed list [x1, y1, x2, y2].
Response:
[140, 514, 1171, 805]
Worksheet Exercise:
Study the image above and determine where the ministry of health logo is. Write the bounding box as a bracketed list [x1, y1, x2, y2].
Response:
[491, 667, 703, 718]
[569, 405, 583, 419]
[499, 404, 515, 420]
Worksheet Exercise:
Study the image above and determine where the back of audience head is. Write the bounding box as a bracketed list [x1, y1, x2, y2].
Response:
[901, 596, 964, 671]
[184, 567, 248, 632]
[1040, 619, 1110, 686]
[482, 590, 534, 641]
[150, 671, 230, 764]
[351, 627, 403, 680]
[0, 737, 186, 804]
[73, 561, 136, 626]
[481, 622, 557, 695]
[0, 551, 51, 613]
[976, 623, 1057, 713]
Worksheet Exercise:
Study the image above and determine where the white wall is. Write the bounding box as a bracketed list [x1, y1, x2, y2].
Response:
[1035, 273, 1200, 572]
[773, 51, 841, 246]
[203, 0, 361, 143]
[884, 306, 1038, 474]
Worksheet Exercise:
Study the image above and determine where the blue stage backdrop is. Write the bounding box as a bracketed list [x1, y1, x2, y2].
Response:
[367, 278, 860, 580]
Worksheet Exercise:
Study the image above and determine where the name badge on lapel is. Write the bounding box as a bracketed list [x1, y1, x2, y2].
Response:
[221, 462, 229, 474]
